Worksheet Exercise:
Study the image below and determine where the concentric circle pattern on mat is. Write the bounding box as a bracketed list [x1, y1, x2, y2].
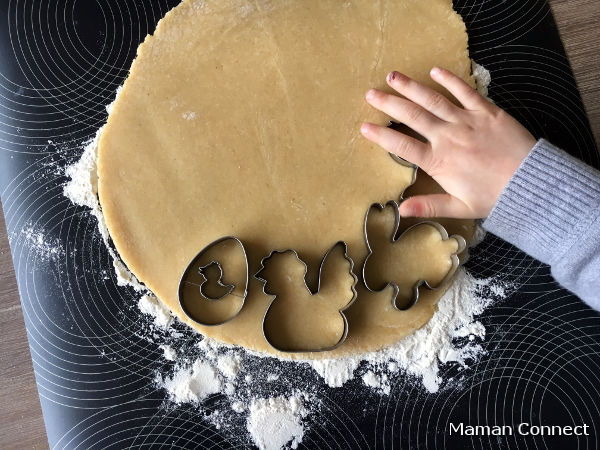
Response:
[0, 0, 599, 448]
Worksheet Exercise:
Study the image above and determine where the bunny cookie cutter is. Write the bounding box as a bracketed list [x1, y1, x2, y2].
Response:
[362, 199, 467, 311]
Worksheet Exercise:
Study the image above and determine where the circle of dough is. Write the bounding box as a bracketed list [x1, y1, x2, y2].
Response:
[98, 0, 474, 358]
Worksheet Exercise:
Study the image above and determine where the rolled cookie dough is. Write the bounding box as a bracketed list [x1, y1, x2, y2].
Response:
[97, 0, 475, 358]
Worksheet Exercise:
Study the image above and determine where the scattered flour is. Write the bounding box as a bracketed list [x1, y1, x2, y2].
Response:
[470, 222, 487, 247]
[197, 335, 223, 359]
[489, 283, 507, 298]
[362, 371, 390, 395]
[308, 357, 361, 388]
[306, 268, 506, 393]
[246, 395, 308, 450]
[231, 401, 246, 413]
[154, 348, 312, 449]
[63, 94, 145, 292]
[105, 86, 123, 114]
[157, 360, 222, 404]
[217, 353, 243, 379]
[472, 61, 493, 99]
[160, 344, 177, 361]
[138, 294, 173, 329]
[63, 128, 103, 214]
[18, 226, 64, 262]
[182, 111, 196, 120]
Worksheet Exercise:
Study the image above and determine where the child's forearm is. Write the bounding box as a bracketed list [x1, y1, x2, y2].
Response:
[483, 139, 600, 308]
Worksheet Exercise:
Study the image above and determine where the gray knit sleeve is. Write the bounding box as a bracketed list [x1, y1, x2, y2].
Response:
[482, 139, 600, 309]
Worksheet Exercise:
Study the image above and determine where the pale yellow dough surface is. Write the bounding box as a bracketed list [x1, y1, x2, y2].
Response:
[98, 0, 475, 358]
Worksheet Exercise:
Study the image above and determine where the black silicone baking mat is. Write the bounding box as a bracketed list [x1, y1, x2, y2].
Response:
[1, 0, 599, 448]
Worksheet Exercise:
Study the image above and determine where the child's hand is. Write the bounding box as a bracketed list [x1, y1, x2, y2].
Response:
[361, 67, 536, 219]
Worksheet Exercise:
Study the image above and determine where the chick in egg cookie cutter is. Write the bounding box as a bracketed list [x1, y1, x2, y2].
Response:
[178, 236, 249, 326]
[362, 200, 467, 311]
[255, 241, 358, 353]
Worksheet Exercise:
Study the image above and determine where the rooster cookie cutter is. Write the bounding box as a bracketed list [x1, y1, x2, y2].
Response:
[362, 200, 467, 311]
[178, 236, 249, 326]
[255, 241, 358, 353]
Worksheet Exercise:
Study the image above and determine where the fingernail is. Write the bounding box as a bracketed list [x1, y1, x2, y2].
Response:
[360, 123, 370, 135]
[365, 89, 376, 100]
[387, 71, 398, 82]
[430, 67, 441, 77]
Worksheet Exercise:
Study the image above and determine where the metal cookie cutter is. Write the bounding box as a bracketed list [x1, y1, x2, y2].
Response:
[255, 241, 358, 353]
[388, 120, 423, 184]
[362, 200, 467, 311]
[178, 236, 249, 326]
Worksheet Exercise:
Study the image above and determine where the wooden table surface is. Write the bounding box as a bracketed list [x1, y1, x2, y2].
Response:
[1, 1, 599, 448]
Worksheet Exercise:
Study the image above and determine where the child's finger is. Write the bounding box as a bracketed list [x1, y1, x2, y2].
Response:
[365, 89, 441, 139]
[399, 194, 475, 219]
[430, 67, 488, 111]
[386, 71, 461, 122]
[360, 123, 430, 169]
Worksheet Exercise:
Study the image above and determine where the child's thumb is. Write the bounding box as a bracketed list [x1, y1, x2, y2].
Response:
[399, 194, 472, 219]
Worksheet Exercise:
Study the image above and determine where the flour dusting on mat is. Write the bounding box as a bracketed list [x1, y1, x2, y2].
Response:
[152, 341, 314, 448]
[362, 370, 390, 395]
[308, 357, 361, 388]
[138, 293, 173, 329]
[160, 344, 177, 361]
[306, 267, 505, 393]
[472, 61, 493, 99]
[157, 359, 222, 404]
[247, 395, 308, 450]
[18, 225, 64, 262]
[217, 353, 243, 379]
[63, 96, 145, 292]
